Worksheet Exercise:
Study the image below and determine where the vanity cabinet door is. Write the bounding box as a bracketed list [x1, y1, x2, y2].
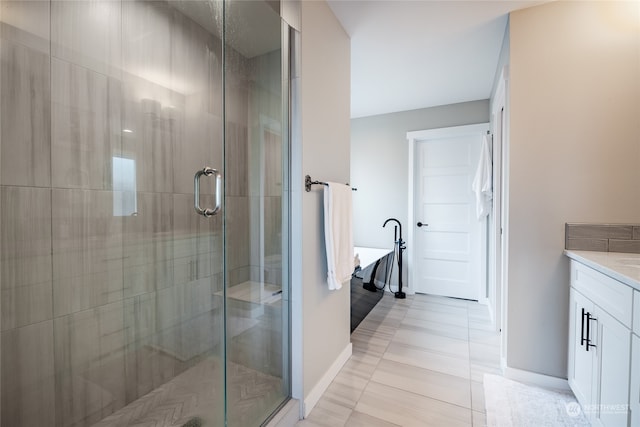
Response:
[630, 334, 640, 427]
[568, 287, 596, 409]
[592, 305, 631, 427]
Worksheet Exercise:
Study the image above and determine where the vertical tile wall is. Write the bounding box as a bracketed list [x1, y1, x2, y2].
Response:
[247, 49, 283, 287]
[226, 45, 252, 288]
[1, 1, 55, 424]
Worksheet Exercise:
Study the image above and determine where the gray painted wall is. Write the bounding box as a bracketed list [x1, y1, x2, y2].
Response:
[351, 101, 490, 291]
[507, 1, 640, 379]
[300, 0, 351, 400]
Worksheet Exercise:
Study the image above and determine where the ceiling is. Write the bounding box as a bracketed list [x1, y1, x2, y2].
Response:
[327, 0, 547, 118]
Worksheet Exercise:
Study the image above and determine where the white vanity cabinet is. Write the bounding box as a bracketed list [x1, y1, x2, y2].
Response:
[568, 260, 633, 427]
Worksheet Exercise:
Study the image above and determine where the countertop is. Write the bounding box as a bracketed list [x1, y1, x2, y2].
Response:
[564, 250, 640, 291]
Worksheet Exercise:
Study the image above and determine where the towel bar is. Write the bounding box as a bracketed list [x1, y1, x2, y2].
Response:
[305, 175, 357, 192]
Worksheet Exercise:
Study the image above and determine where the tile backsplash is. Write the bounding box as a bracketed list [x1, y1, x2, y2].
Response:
[565, 223, 640, 253]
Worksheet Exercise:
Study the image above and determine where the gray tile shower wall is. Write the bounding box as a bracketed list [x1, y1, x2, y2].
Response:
[1, 187, 53, 331]
[565, 223, 640, 253]
[0, 39, 51, 187]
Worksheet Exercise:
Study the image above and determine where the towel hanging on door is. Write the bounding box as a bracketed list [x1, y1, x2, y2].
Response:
[323, 182, 354, 290]
[472, 134, 493, 219]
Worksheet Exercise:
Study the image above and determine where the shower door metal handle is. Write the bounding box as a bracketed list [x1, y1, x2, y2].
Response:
[194, 166, 221, 217]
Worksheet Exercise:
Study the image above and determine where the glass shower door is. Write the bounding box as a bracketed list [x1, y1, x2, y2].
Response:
[117, 0, 226, 425]
[0, 0, 228, 424]
[224, 2, 290, 426]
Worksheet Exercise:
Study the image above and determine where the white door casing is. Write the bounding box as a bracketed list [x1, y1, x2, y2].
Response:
[407, 123, 489, 300]
[494, 65, 509, 369]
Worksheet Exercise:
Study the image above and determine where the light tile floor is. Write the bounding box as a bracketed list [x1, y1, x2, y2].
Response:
[297, 293, 501, 427]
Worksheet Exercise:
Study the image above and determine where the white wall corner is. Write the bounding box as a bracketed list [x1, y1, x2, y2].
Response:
[503, 366, 570, 392]
[303, 343, 352, 418]
[502, 64, 509, 81]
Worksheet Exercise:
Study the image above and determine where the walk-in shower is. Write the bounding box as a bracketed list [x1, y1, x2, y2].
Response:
[0, 0, 293, 425]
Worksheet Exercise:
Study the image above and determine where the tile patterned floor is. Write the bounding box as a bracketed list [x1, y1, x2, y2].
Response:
[297, 293, 501, 427]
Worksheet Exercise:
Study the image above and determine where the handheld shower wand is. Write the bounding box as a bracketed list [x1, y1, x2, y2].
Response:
[383, 218, 406, 299]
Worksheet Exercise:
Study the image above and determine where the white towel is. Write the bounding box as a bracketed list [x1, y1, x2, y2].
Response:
[472, 134, 493, 219]
[324, 182, 354, 290]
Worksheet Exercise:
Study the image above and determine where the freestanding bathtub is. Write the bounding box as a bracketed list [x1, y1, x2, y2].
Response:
[351, 246, 393, 332]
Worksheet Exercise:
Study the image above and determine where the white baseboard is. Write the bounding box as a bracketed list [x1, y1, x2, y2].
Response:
[303, 343, 352, 418]
[503, 366, 570, 391]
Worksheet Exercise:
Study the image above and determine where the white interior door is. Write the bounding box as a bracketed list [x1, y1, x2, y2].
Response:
[412, 128, 486, 300]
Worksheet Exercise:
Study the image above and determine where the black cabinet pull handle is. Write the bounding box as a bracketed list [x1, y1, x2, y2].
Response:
[417, 222, 428, 228]
[580, 308, 586, 347]
[586, 312, 597, 351]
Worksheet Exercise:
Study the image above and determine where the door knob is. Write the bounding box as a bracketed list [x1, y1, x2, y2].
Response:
[417, 222, 428, 227]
